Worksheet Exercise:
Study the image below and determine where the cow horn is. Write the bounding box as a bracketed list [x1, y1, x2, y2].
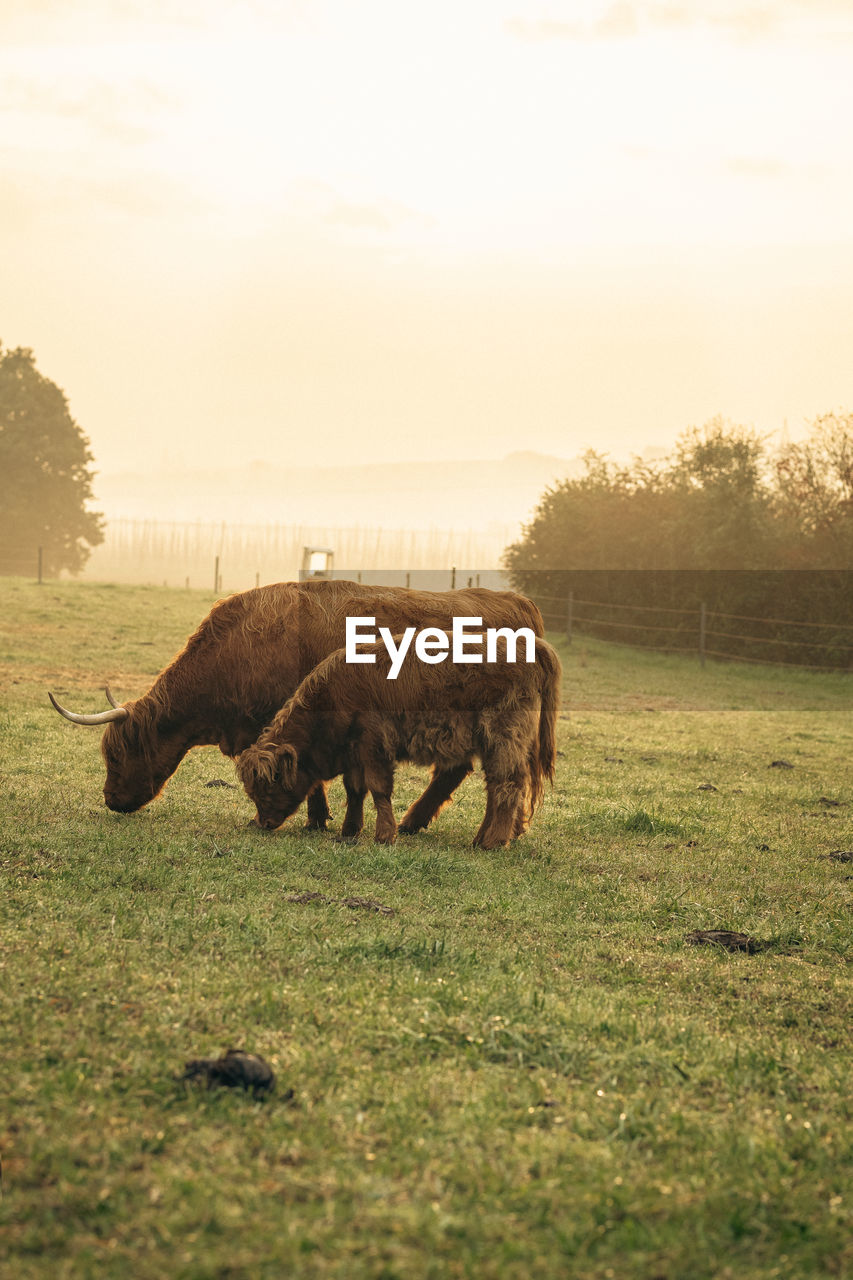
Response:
[105, 685, 120, 709]
[48, 691, 129, 725]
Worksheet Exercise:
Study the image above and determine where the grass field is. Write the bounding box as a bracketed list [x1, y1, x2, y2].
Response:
[1, 578, 851, 1279]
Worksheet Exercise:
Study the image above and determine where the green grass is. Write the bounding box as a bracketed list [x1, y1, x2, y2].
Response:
[1, 577, 851, 1279]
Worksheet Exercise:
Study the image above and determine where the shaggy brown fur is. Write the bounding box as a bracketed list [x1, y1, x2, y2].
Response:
[92, 580, 543, 824]
[236, 635, 561, 850]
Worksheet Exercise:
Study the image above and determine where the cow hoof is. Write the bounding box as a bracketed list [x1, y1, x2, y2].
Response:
[397, 824, 423, 836]
[334, 834, 360, 846]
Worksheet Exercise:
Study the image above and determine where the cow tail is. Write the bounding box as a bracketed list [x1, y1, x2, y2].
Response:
[532, 640, 561, 807]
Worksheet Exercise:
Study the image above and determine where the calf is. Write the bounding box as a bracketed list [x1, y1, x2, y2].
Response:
[236, 635, 562, 850]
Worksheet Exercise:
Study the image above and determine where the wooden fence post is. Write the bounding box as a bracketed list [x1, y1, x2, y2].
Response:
[214, 556, 220, 594]
[566, 591, 573, 646]
[451, 566, 456, 589]
[699, 602, 707, 667]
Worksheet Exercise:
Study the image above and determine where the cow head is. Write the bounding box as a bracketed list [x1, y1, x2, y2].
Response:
[100, 718, 189, 813]
[48, 689, 189, 813]
[235, 741, 309, 830]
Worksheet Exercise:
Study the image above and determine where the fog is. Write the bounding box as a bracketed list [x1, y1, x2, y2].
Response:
[83, 451, 594, 587]
[93, 451, 591, 528]
[4, 1, 852, 577]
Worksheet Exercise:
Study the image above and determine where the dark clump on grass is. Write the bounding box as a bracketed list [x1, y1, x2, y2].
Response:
[178, 1048, 277, 1096]
[684, 929, 768, 954]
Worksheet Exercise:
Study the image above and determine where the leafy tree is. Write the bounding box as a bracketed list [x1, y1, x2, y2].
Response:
[504, 418, 777, 590]
[772, 412, 853, 568]
[0, 344, 104, 577]
[666, 418, 779, 569]
[504, 418, 852, 667]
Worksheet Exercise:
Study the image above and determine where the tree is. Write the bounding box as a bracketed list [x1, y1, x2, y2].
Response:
[0, 344, 104, 577]
[503, 419, 778, 595]
[503, 418, 853, 665]
[666, 417, 779, 569]
[772, 412, 853, 568]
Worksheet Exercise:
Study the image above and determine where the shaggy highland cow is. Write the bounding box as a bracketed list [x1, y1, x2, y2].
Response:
[235, 634, 562, 850]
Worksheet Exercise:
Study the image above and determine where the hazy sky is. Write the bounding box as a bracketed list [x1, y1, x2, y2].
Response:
[2, 0, 852, 480]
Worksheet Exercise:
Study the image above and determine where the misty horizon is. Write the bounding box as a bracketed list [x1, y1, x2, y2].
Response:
[89, 446, 672, 532]
[3, 2, 851, 487]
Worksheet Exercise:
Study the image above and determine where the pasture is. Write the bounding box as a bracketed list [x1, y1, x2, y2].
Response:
[1, 578, 851, 1279]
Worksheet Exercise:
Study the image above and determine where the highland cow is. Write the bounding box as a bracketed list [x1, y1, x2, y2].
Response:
[236, 634, 562, 850]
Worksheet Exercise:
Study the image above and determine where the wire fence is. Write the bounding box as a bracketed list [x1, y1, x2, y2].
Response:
[533, 592, 853, 673]
[0, 520, 515, 593]
[4, 538, 851, 673]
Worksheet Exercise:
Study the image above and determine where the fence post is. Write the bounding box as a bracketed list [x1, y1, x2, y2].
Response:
[214, 556, 220, 594]
[451, 566, 456, 589]
[566, 591, 573, 646]
[405, 572, 410, 589]
[37, 546, 43, 585]
[699, 602, 706, 667]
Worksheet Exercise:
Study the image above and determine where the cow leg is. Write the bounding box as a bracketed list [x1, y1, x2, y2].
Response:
[371, 790, 397, 845]
[472, 778, 498, 849]
[305, 781, 331, 831]
[512, 796, 529, 840]
[473, 765, 527, 851]
[512, 771, 534, 839]
[362, 759, 397, 845]
[340, 772, 366, 840]
[398, 762, 473, 834]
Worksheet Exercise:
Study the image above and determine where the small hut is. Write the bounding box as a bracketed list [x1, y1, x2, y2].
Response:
[299, 546, 335, 579]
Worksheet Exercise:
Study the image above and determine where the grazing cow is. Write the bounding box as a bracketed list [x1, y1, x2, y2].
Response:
[235, 634, 562, 850]
[48, 579, 544, 828]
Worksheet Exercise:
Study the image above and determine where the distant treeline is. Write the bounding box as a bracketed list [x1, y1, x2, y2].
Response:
[505, 415, 853, 669]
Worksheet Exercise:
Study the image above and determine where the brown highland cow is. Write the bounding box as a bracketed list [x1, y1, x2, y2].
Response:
[235, 634, 562, 850]
[48, 579, 543, 830]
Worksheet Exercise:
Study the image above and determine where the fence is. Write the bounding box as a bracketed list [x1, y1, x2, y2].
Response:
[7, 535, 852, 672]
[533, 592, 853, 672]
[1, 519, 517, 593]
